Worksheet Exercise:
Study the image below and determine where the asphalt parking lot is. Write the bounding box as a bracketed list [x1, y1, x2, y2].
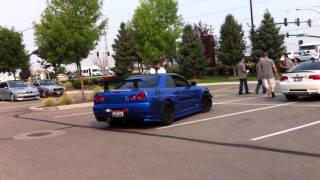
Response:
[0, 83, 320, 180]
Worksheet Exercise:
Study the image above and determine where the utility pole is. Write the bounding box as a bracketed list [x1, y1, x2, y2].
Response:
[249, 0, 255, 42]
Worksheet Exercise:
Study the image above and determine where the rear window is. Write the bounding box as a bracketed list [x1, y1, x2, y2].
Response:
[289, 61, 320, 73]
[115, 75, 160, 89]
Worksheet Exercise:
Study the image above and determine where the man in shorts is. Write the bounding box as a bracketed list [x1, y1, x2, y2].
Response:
[258, 52, 279, 98]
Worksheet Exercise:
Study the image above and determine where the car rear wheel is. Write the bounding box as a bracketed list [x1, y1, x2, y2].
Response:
[201, 93, 212, 113]
[285, 94, 298, 101]
[10, 94, 15, 102]
[160, 101, 174, 126]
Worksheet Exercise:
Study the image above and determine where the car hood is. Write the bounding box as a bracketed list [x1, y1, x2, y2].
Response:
[40, 85, 64, 89]
[11, 87, 38, 93]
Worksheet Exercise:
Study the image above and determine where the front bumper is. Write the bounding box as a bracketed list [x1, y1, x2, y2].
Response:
[16, 93, 40, 101]
[93, 102, 160, 122]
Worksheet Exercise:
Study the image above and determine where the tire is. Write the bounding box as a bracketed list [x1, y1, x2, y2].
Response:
[10, 94, 15, 102]
[201, 93, 212, 113]
[160, 101, 175, 126]
[285, 94, 298, 101]
[41, 91, 47, 98]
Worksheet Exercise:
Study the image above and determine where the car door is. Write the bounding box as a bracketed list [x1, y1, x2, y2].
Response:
[0, 83, 4, 99]
[170, 75, 198, 113]
[1, 83, 10, 100]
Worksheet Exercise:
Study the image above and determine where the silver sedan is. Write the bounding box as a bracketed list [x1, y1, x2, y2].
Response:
[0, 80, 40, 101]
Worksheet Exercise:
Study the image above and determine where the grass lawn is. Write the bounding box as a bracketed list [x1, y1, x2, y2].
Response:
[195, 75, 257, 84]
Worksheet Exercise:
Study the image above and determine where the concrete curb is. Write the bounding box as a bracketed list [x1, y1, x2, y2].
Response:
[29, 102, 93, 112]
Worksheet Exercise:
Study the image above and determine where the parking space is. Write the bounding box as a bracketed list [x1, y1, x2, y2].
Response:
[1, 83, 320, 179]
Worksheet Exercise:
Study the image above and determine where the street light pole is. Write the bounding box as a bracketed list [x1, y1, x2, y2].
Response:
[249, 0, 255, 41]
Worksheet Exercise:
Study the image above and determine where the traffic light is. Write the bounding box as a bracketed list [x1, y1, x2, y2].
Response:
[286, 33, 289, 38]
[307, 19, 312, 27]
[284, 18, 288, 26]
[298, 40, 303, 45]
[107, 51, 110, 56]
[96, 52, 100, 57]
[295, 18, 300, 26]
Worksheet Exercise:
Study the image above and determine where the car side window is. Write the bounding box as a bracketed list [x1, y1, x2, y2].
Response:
[0, 83, 3, 88]
[171, 75, 189, 87]
[0, 83, 7, 88]
[166, 76, 176, 88]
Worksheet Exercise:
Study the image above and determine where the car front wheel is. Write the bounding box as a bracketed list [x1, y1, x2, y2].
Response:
[285, 94, 298, 101]
[10, 94, 15, 102]
[201, 93, 212, 112]
[41, 91, 47, 98]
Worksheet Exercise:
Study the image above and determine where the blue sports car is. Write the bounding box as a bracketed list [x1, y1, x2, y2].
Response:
[93, 73, 212, 126]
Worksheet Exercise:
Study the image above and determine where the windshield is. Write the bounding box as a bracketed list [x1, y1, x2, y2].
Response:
[115, 75, 160, 89]
[8, 81, 28, 88]
[289, 60, 320, 73]
[40, 80, 57, 86]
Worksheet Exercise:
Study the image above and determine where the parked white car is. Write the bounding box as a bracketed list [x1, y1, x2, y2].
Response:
[280, 60, 320, 100]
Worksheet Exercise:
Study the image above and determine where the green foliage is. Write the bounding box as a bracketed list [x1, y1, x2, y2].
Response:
[56, 66, 66, 74]
[0, 27, 29, 74]
[63, 81, 73, 91]
[19, 65, 31, 81]
[42, 97, 56, 107]
[252, 10, 286, 63]
[58, 93, 74, 105]
[208, 64, 234, 76]
[112, 22, 138, 78]
[88, 86, 103, 101]
[34, 0, 107, 99]
[178, 25, 208, 79]
[218, 15, 246, 67]
[131, 0, 183, 65]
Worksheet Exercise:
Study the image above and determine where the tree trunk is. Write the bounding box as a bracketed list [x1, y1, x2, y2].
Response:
[13, 72, 16, 80]
[232, 65, 237, 77]
[76, 61, 86, 101]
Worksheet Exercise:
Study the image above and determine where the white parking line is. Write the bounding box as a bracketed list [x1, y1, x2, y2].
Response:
[54, 112, 93, 119]
[213, 94, 231, 97]
[214, 96, 262, 104]
[157, 102, 295, 130]
[251, 120, 320, 141]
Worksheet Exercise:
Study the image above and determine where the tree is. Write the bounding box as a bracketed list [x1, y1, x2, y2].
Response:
[0, 27, 29, 79]
[252, 10, 286, 63]
[19, 65, 31, 81]
[218, 15, 246, 76]
[34, 0, 107, 100]
[178, 25, 208, 79]
[131, 0, 182, 65]
[112, 22, 138, 78]
[194, 22, 217, 67]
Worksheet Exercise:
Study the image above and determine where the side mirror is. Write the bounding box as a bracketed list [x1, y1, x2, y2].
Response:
[190, 81, 197, 86]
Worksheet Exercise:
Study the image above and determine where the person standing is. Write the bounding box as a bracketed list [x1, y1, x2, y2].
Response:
[280, 54, 294, 72]
[237, 57, 250, 95]
[147, 64, 156, 74]
[156, 63, 166, 74]
[258, 52, 279, 98]
[255, 61, 266, 94]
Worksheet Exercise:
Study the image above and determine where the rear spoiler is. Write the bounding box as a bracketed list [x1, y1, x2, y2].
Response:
[97, 79, 142, 91]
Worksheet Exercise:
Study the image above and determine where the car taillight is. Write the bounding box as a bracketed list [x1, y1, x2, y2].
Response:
[94, 94, 104, 103]
[130, 92, 147, 102]
[280, 76, 288, 81]
[309, 75, 320, 80]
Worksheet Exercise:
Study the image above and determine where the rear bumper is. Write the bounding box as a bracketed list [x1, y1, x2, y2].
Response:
[93, 102, 160, 122]
[280, 82, 320, 95]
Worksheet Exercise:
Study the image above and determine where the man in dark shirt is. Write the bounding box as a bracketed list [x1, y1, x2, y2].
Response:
[237, 57, 250, 95]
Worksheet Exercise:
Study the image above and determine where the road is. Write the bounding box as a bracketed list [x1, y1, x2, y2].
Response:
[0, 84, 320, 180]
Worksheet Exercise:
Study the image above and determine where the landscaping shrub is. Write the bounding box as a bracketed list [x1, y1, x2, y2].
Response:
[58, 93, 74, 105]
[42, 97, 56, 107]
[72, 79, 81, 89]
[210, 64, 234, 76]
[87, 86, 104, 101]
[63, 81, 73, 91]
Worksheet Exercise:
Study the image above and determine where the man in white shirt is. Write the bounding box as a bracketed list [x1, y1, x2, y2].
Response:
[147, 64, 156, 74]
[156, 63, 166, 74]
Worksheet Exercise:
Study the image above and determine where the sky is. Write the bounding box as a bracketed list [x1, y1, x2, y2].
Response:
[1, 0, 320, 72]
